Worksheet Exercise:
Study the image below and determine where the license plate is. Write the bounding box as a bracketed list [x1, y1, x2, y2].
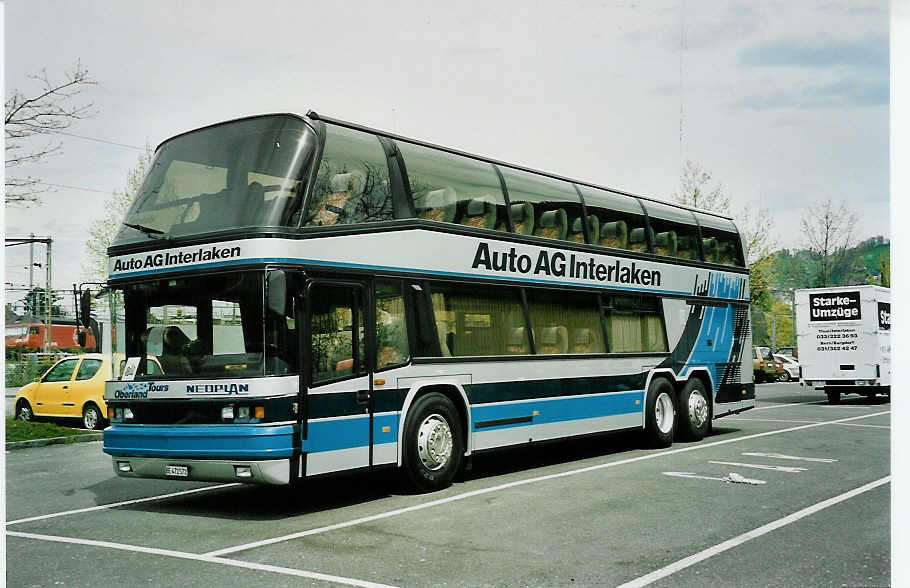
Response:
[165, 465, 189, 477]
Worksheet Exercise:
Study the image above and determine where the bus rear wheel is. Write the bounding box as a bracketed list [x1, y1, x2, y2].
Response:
[677, 379, 710, 442]
[402, 393, 463, 492]
[644, 378, 676, 448]
[826, 390, 841, 404]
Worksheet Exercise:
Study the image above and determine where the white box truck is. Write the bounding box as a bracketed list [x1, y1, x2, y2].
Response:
[795, 285, 890, 404]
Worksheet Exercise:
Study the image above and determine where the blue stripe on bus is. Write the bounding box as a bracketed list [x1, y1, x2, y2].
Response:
[471, 391, 644, 431]
[109, 256, 708, 298]
[302, 413, 400, 453]
[103, 424, 294, 459]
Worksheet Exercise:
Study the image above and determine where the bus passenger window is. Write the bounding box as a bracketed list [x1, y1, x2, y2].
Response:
[375, 281, 409, 370]
[525, 289, 605, 355]
[603, 296, 667, 353]
[654, 231, 677, 257]
[306, 124, 393, 227]
[676, 235, 697, 260]
[396, 140, 507, 232]
[429, 283, 525, 357]
[702, 237, 718, 263]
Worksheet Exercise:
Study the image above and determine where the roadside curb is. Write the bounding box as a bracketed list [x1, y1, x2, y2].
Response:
[6, 433, 103, 451]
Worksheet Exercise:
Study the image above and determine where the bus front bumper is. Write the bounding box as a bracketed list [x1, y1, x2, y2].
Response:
[110, 455, 291, 485]
[103, 423, 296, 485]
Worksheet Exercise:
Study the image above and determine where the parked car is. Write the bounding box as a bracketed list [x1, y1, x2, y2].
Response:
[753, 346, 787, 383]
[774, 353, 800, 382]
[775, 346, 798, 359]
[13, 354, 163, 430]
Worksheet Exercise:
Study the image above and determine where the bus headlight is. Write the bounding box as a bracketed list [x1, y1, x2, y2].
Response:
[123, 407, 134, 420]
[221, 405, 234, 421]
[237, 406, 250, 419]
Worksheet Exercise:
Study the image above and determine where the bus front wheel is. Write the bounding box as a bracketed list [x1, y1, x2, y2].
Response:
[677, 379, 710, 442]
[644, 378, 676, 448]
[403, 393, 464, 492]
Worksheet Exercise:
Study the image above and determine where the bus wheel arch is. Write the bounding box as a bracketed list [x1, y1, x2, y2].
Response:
[400, 390, 465, 491]
[677, 375, 712, 441]
[397, 383, 471, 467]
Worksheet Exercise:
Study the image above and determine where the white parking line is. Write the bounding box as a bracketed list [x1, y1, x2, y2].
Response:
[205, 409, 889, 558]
[5, 483, 240, 526]
[835, 422, 891, 429]
[6, 530, 399, 588]
[751, 401, 825, 410]
[708, 461, 806, 473]
[742, 452, 837, 463]
[616, 475, 890, 587]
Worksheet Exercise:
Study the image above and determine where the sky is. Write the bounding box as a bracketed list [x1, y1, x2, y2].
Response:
[2, 0, 891, 312]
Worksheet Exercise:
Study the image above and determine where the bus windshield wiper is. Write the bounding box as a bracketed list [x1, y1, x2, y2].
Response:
[124, 222, 172, 241]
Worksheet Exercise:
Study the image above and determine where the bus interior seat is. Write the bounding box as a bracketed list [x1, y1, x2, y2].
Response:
[566, 216, 586, 243]
[537, 326, 568, 355]
[459, 198, 497, 230]
[599, 220, 628, 249]
[312, 171, 366, 226]
[499, 202, 534, 235]
[702, 237, 718, 263]
[417, 187, 457, 223]
[654, 231, 677, 257]
[571, 328, 594, 354]
[676, 235, 696, 259]
[506, 326, 530, 354]
[534, 209, 568, 240]
[628, 227, 649, 252]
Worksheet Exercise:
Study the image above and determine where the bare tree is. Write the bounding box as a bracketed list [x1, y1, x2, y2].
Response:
[801, 199, 858, 287]
[672, 160, 731, 214]
[671, 160, 775, 264]
[5, 60, 98, 204]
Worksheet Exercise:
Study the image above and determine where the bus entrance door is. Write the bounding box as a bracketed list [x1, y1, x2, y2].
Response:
[304, 280, 374, 477]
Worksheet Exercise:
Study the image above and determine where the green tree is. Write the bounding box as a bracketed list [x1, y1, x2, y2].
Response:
[83, 148, 152, 282]
[21, 287, 66, 318]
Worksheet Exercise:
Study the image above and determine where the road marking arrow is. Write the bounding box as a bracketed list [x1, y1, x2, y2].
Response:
[663, 472, 766, 485]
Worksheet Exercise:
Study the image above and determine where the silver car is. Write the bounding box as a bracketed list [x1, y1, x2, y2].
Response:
[773, 353, 800, 382]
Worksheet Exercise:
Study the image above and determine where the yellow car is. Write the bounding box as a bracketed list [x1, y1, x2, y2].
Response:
[14, 353, 112, 430]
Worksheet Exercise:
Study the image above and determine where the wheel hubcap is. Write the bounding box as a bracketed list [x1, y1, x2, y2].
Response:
[84, 409, 97, 429]
[417, 413, 453, 471]
[688, 392, 708, 429]
[655, 393, 675, 434]
[18, 406, 31, 421]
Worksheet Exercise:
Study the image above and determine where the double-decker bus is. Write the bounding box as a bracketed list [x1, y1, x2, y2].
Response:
[97, 112, 754, 491]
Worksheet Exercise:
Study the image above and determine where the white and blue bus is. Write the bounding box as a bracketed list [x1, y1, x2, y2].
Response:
[98, 112, 754, 491]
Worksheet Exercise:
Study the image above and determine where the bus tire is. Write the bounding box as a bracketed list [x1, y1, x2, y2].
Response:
[826, 390, 840, 405]
[15, 399, 33, 422]
[677, 378, 710, 442]
[82, 403, 104, 430]
[402, 392, 463, 492]
[644, 378, 676, 448]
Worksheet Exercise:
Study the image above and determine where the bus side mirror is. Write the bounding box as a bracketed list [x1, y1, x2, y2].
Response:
[80, 290, 92, 328]
[267, 270, 287, 316]
[77, 330, 87, 347]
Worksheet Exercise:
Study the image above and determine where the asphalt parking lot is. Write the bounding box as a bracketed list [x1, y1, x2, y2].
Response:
[5, 382, 891, 587]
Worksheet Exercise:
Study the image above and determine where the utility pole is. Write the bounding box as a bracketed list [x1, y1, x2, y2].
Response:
[45, 239, 53, 352]
[28, 232, 35, 291]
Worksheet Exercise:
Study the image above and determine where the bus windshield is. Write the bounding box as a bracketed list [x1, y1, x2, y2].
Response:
[114, 115, 317, 245]
[111, 271, 297, 379]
